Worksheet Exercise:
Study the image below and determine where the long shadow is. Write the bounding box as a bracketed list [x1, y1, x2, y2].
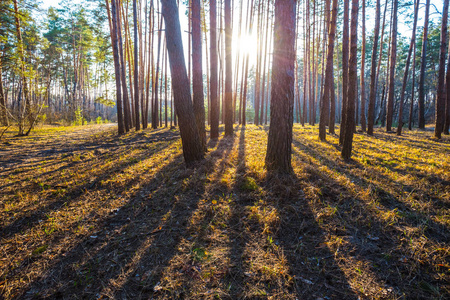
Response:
[133, 134, 238, 299]
[290, 143, 449, 298]
[2, 142, 182, 298]
[292, 139, 449, 245]
[15, 153, 186, 299]
[258, 172, 356, 299]
[0, 139, 178, 240]
[219, 126, 251, 298]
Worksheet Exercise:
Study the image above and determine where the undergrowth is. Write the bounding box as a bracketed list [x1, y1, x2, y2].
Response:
[0, 124, 448, 299]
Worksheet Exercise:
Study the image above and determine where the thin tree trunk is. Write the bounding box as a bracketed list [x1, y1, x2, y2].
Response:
[192, 0, 206, 150]
[342, 0, 358, 160]
[444, 36, 450, 134]
[339, 0, 350, 145]
[319, 0, 338, 141]
[106, 0, 125, 134]
[397, 0, 419, 135]
[360, 0, 366, 132]
[418, 0, 430, 129]
[133, 0, 140, 130]
[224, 0, 233, 135]
[210, 0, 219, 139]
[408, 41, 417, 130]
[386, 0, 397, 132]
[434, 0, 449, 139]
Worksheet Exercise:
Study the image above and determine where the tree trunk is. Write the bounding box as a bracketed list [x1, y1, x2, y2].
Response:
[418, 0, 430, 129]
[342, 0, 358, 160]
[319, 0, 338, 141]
[0, 56, 8, 126]
[192, 0, 206, 150]
[386, 0, 397, 132]
[117, 0, 131, 132]
[360, 0, 366, 132]
[210, 0, 219, 139]
[445, 38, 450, 134]
[339, 0, 350, 145]
[153, 10, 163, 129]
[397, 0, 419, 135]
[133, 0, 140, 130]
[224, 0, 233, 135]
[161, 0, 204, 166]
[106, 0, 125, 134]
[265, 0, 296, 174]
[408, 41, 417, 130]
[434, 0, 449, 139]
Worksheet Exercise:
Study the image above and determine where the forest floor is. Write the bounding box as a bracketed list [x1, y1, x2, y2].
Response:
[0, 123, 449, 299]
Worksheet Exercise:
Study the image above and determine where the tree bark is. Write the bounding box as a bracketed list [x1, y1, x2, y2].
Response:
[360, 0, 366, 132]
[161, 0, 204, 166]
[210, 0, 219, 139]
[339, 0, 350, 145]
[319, 0, 338, 141]
[386, 0, 397, 132]
[445, 37, 450, 134]
[224, 0, 233, 135]
[434, 0, 449, 139]
[418, 0, 430, 129]
[397, 0, 419, 135]
[133, 0, 140, 130]
[192, 0, 206, 150]
[342, 0, 358, 161]
[265, 0, 296, 174]
[0, 56, 8, 126]
[106, 0, 125, 134]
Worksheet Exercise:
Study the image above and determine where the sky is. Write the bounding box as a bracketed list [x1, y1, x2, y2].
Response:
[37, 0, 445, 74]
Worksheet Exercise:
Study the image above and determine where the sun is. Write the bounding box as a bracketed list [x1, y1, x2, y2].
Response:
[233, 32, 259, 65]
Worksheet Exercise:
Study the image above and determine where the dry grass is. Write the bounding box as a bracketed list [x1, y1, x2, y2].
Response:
[0, 123, 448, 299]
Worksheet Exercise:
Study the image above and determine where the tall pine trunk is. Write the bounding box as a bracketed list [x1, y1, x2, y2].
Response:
[210, 0, 219, 139]
[161, 0, 204, 166]
[192, 0, 206, 150]
[397, 0, 419, 135]
[386, 0, 397, 132]
[265, 0, 296, 174]
[360, 0, 366, 132]
[342, 0, 358, 160]
[418, 0, 430, 129]
[319, 0, 338, 141]
[224, 0, 233, 135]
[434, 0, 449, 139]
[339, 0, 350, 145]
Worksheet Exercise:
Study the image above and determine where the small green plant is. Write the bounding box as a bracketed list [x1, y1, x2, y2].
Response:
[191, 247, 211, 262]
[96, 116, 103, 124]
[73, 107, 85, 126]
[32, 244, 48, 255]
[241, 176, 258, 192]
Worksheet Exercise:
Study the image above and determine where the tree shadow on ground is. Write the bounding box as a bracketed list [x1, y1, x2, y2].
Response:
[290, 138, 449, 298]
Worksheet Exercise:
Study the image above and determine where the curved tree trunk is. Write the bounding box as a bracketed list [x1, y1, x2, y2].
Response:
[161, 0, 204, 166]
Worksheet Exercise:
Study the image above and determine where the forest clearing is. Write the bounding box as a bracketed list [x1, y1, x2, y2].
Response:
[0, 124, 449, 299]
